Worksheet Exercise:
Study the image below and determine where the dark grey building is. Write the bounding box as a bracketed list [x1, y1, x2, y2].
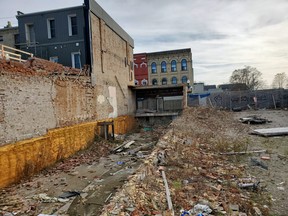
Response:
[17, 6, 89, 68]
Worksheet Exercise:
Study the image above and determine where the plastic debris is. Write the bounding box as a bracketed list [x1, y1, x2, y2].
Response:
[190, 204, 212, 214]
[32, 193, 69, 203]
[117, 161, 125, 165]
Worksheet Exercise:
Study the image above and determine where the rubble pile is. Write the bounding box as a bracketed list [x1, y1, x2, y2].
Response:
[0, 59, 36, 75]
[101, 107, 269, 216]
[0, 57, 85, 76]
[0, 139, 114, 215]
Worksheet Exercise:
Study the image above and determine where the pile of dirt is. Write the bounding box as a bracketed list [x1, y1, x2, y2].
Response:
[101, 107, 269, 216]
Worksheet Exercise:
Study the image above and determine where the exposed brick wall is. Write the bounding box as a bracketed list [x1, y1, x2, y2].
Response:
[90, 14, 135, 117]
[0, 57, 135, 145]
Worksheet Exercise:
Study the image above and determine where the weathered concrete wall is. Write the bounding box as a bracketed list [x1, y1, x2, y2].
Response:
[0, 27, 19, 48]
[0, 115, 135, 188]
[90, 14, 135, 117]
[205, 89, 288, 109]
[0, 70, 133, 145]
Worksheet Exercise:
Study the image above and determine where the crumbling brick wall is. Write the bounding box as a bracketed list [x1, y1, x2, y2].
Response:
[0, 58, 132, 145]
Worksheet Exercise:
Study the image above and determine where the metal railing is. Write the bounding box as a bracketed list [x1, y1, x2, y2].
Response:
[0, 44, 33, 62]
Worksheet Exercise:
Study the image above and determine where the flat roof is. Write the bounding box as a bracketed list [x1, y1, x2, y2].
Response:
[16, 1, 134, 47]
[132, 84, 184, 90]
[132, 84, 185, 98]
[0, 26, 18, 31]
[146, 48, 191, 57]
[16, 6, 84, 18]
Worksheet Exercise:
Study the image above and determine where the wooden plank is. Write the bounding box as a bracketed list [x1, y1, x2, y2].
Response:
[2, 44, 33, 56]
[220, 149, 266, 155]
[252, 127, 288, 137]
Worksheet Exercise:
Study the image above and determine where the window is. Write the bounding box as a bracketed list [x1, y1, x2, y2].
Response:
[71, 52, 81, 68]
[161, 61, 167, 73]
[25, 23, 35, 44]
[14, 34, 20, 49]
[141, 79, 148, 86]
[181, 76, 188, 83]
[49, 56, 58, 63]
[68, 15, 77, 36]
[47, 18, 55, 39]
[135, 80, 139, 85]
[171, 77, 177, 84]
[0, 36, 3, 42]
[171, 60, 177, 72]
[162, 77, 167, 85]
[151, 62, 157, 73]
[181, 59, 187, 71]
[152, 79, 158, 85]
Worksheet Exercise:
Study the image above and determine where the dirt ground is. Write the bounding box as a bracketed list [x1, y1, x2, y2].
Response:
[233, 109, 288, 216]
[0, 108, 287, 216]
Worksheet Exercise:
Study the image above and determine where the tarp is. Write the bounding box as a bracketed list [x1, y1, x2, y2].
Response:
[188, 93, 211, 99]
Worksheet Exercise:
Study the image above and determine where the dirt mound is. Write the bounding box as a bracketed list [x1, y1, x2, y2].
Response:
[101, 107, 269, 216]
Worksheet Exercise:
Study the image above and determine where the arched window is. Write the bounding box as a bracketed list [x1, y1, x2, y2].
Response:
[151, 62, 157, 73]
[152, 79, 158, 85]
[162, 77, 167, 85]
[134, 80, 139, 85]
[171, 77, 177, 84]
[161, 61, 167, 73]
[181, 76, 188, 83]
[181, 59, 187, 71]
[141, 79, 148, 86]
[134, 63, 138, 69]
[171, 60, 177, 72]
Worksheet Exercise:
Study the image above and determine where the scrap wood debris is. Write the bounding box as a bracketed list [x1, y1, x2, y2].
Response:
[100, 107, 270, 216]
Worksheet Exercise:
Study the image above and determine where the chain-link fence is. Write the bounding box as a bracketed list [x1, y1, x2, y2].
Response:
[188, 89, 288, 110]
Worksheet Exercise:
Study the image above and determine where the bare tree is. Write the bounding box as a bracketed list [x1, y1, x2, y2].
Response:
[230, 66, 263, 90]
[272, 72, 287, 89]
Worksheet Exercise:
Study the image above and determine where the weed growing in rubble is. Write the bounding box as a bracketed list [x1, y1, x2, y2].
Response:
[212, 136, 249, 153]
[172, 180, 182, 189]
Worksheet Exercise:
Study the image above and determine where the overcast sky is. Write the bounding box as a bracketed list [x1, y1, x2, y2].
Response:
[1, 0, 288, 86]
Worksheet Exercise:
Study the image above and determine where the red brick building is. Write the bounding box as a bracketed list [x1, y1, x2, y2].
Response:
[133, 53, 148, 86]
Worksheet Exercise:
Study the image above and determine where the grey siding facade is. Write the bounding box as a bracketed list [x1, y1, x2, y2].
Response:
[17, 6, 87, 67]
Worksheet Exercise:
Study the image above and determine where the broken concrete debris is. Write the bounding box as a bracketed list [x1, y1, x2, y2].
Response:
[100, 107, 272, 215]
[240, 116, 270, 124]
[2, 107, 284, 215]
